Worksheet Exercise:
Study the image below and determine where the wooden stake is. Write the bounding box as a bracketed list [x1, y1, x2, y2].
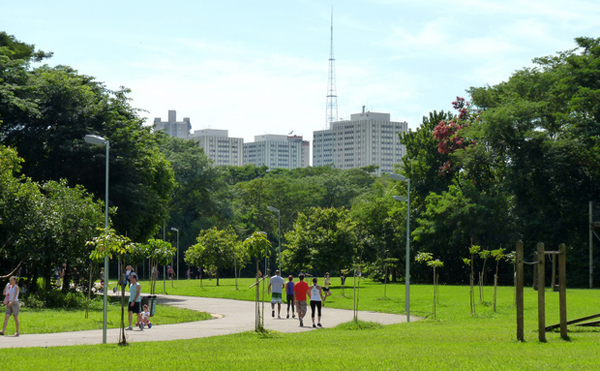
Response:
[516, 241, 524, 341]
[538, 242, 546, 342]
[559, 243, 567, 339]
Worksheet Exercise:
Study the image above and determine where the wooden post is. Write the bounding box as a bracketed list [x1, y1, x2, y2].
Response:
[494, 274, 498, 312]
[533, 252, 538, 290]
[558, 243, 567, 339]
[516, 241, 524, 341]
[551, 254, 557, 290]
[538, 243, 546, 342]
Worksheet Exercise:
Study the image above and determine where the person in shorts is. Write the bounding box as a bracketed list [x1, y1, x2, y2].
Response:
[268, 270, 285, 319]
[127, 273, 143, 330]
[1, 276, 20, 336]
[294, 273, 310, 327]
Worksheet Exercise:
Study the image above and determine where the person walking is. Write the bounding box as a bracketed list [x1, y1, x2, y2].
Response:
[268, 270, 285, 319]
[285, 275, 295, 319]
[322, 272, 332, 306]
[127, 273, 143, 330]
[294, 273, 310, 327]
[1, 276, 20, 336]
[310, 277, 325, 328]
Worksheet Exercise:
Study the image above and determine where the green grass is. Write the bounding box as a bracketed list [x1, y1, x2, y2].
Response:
[0, 295, 210, 334]
[3, 278, 600, 370]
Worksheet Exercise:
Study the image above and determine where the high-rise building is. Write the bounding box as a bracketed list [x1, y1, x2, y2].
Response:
[154, 110, 191, 139]
[244, 134, 309, 170]
[191, 129, 243, 167]
[313, 106, 408, 176]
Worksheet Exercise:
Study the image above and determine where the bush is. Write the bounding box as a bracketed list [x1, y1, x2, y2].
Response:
[22, 290, 96, 310]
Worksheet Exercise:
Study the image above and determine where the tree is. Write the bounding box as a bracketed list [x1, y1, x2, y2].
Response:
[142, 238, 176, 295]
[284, 207, 359, 277]
[0, 32, 175, 243]
[242, 231, 271, 331]
[159, 135, 228, 272]
[87, 228, 137, 345]
[187, 226, 239, 286]
[0, 145, 104, 291]
[400, 110, 456, 202]
[466, 37, 600, 285]
[415, 252, 444, 320]
[242, 231, 271, 277]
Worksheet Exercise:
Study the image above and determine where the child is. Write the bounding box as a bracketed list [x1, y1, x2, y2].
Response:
[141, 304, 152, 329]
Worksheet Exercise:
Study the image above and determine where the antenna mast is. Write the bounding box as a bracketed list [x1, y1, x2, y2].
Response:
[326, 8, 338, 127]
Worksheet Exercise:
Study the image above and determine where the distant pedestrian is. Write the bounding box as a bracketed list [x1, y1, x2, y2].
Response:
[124, 265, 133, 287]
[286, 275, 295, 319]
[322, 272, 332, 306]
[58, 263, 66, 287]
[127, 273, 142, 331]
[268, 270, 285, 318]
[168, 265, 174, 280]
[1, 276, 20, 336]
[294, 273, 310, 327]
[309, 277, 325, 328]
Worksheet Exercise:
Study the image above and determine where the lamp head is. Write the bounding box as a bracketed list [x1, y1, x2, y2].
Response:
[390, 173, 407, 182]
[84, 134, 107, 146]
[394, 195, 407, 202]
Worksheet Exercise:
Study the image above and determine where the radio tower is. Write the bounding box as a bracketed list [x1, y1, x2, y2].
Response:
[326, 8, 338, 127]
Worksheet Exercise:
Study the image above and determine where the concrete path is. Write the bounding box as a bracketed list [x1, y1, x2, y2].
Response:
[0, 295, 412, 348]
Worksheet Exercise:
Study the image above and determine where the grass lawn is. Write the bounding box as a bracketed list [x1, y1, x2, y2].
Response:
[2, 277, 600, 370]
[0, 294, 210, 334]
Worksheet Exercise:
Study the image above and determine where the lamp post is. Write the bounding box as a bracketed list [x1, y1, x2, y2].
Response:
[391, 173, 411, 323]
[171, 227, 179, 280]
[84, 134, 109, 343]
[267, 206, 281, 273]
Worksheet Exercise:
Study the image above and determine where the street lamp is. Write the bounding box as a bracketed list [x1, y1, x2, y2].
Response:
[391, 173, 411, 323]
[171, 227, 179, 280]
[267, 206, 281, 273]
[84, 134, 110, 343]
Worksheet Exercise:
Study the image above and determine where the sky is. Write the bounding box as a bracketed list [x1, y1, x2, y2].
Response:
[2, 0, 599, 143]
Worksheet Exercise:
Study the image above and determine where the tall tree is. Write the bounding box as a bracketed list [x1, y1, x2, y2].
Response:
[467, 38, 600, 285]
[0, 33, 175, 242]
[284, 207, 359, 277]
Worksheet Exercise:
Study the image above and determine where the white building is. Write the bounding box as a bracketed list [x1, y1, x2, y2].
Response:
[191, 129, 244, 167]
[244, 134, 309, 170]
[154, 110, 191, 140]
[313, 107, 408, 176]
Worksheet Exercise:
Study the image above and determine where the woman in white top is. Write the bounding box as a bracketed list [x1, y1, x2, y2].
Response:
[1, 276, 20, 336]
[309, 277, 325, 328]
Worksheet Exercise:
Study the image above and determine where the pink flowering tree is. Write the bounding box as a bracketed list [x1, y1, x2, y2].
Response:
[432, 97, 477, 176]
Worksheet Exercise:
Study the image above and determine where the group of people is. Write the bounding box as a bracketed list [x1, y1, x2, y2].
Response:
[1, 276, 20, 336]
[124, 266, 152, 331]
[268, 270, 332, 328]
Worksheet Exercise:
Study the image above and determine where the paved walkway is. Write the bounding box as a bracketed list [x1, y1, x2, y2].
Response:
[0, 295, 412, 348]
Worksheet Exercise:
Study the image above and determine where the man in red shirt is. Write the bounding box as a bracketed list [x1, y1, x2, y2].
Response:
[294, 273, 310, 327]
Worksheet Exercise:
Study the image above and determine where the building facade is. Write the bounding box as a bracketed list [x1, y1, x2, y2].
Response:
[313, 107, 408, 175]
[244, 134, 309, 170]
[191, 129, 244, 167]
[154, 110, 191, 140]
